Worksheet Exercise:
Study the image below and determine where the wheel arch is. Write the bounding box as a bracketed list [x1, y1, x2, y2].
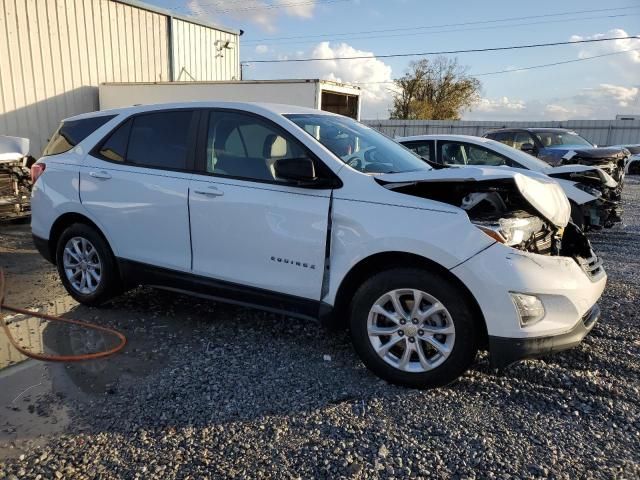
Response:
[328, 251, 488, 346]
[48, 212, 114, 266]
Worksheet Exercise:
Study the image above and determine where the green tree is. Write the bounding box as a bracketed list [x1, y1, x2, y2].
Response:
[390, 57, 481, 120]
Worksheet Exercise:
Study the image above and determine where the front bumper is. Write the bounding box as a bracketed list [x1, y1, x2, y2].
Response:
[488, 303, 600, 368]
[451, 241, 606, 364]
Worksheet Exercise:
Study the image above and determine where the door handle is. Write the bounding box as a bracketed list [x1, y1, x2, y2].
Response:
[89, 170, 112, 180]
[193, 187, 224, 197]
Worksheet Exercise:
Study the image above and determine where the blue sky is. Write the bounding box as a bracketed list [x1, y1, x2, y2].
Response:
[150, 0, 640, 119]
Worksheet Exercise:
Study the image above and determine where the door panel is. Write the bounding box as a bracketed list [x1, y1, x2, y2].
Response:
[80, 160, 193, 271]
[189, 177, 329, 300]
[79, 110, 197, 271]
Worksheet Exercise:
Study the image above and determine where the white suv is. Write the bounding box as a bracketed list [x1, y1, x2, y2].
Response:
[31, 102, 606, 388]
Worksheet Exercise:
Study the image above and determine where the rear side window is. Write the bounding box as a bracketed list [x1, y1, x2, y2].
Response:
[487, 131, 515, 147]
[94, 111, 195, 170]
[127, 111, 193, 170]
[98, 119, 132, 162]
[43, 115, 115, 156]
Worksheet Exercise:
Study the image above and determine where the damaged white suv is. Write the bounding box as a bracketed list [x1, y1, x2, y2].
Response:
[31, 103, 606, 388]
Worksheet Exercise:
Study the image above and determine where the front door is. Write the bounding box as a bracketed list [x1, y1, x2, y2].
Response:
[188, 109, 332, 302]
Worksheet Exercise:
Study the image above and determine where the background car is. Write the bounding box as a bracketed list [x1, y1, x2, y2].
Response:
[397, 134, 622, 230]
[610, 144, 640, 175]
[483, 128, 628, 184]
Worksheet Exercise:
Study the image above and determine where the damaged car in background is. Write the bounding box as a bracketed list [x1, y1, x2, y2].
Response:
[483, 127, 628, 185]
[398, 135, 621, 230]
[0, 135, 33, 221]
[31, 103, 605, 388]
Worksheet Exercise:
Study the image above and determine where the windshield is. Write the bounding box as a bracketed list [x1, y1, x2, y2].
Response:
[534, 131, 593, 148]
[285, 114, 430, 174]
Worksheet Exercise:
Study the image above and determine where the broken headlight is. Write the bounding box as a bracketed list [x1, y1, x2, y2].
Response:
[475, 216, 544, 247]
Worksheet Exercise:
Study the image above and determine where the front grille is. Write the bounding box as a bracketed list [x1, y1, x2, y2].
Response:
[577, 253, 604, 280]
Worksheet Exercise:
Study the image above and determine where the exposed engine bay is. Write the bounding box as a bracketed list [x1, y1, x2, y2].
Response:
[385, 178, 561, 255]
[381, 176, 599, 275]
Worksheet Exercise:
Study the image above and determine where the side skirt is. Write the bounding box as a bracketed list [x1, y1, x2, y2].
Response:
[117, 259, 329, 322]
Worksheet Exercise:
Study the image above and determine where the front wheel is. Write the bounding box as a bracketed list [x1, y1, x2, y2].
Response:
[349, 268, 479, 389]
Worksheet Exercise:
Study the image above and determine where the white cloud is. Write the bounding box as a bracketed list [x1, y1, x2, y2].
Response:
[569, 29, 640, 81]
[187, 0, 318, 32]
[255, 44, 270, 54]
[474, 97, 526, 113]
[264, 42, 394, 118]
[465, 84, 639, 121]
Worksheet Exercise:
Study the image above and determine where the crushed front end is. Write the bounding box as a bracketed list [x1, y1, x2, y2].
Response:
[549, 169, 622, 229]
[383, 172, 606, 368]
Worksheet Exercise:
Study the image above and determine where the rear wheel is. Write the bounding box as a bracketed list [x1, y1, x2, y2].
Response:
[349, 268, 479, 388]
[55, 223, 120, 306]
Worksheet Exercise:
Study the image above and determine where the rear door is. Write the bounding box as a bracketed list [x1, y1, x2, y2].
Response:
[80, 109, 198, 271]
[188, 109, 332, 302]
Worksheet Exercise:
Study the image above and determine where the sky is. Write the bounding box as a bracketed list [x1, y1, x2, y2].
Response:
[148, 0, 640, 120]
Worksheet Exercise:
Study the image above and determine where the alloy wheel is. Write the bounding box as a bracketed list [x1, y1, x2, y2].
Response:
[63, 236, 102, 295]
[367, 288, 456, 373]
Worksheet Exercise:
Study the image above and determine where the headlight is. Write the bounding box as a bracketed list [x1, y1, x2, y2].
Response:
[574, 183, 602, 198]
[475, 216, 544, 247]
[511, 293, 545, 326]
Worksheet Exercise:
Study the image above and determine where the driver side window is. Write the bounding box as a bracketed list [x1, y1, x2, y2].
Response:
[205, 111, 311, 183]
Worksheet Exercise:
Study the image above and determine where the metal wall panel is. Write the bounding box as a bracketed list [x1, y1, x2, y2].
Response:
[171, 18, 239, 82]
[363, 119, 640, 146]
[0, 0, 238, 156]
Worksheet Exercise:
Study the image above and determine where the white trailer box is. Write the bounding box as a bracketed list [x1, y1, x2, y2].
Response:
[99, 80, 362, 120]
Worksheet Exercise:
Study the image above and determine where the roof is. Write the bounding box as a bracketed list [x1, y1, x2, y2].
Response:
[397, 134, 493, 143]
[102, 79, 361, 91]
[485, 127, 577, 134]
[113, 0, 240, 36]
[64, 102, 336, 122]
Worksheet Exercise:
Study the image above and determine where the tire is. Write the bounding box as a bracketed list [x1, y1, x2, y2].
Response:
[349, 268, 479, 389]
[55, 223, 120, 306]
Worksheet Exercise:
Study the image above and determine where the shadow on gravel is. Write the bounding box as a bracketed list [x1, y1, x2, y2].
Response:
[34, 287, 411, 434]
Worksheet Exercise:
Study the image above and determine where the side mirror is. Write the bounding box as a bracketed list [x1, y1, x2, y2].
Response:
[274, 157, 317, 183]
[521, 143, 536, 154]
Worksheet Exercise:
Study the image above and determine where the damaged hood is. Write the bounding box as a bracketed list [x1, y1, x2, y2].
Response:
[548, 164, 618, 188]
[378, 167, 571, 228]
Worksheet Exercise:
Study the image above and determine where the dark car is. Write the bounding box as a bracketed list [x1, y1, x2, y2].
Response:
[483, 128, 628, 184]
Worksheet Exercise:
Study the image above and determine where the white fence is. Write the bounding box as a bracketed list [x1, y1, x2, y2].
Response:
[362, 120, 640, 146]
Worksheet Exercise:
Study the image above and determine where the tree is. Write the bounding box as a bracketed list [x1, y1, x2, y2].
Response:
[390, 57, 481, 120]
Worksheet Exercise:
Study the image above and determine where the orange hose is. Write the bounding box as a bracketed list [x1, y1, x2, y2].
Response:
[0, 268, 126, 362]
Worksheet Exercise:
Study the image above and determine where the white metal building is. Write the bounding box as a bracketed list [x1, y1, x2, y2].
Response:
[0, 0, 240, 155]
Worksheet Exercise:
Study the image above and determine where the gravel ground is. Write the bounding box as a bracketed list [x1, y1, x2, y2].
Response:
[1, 180, 639, 479]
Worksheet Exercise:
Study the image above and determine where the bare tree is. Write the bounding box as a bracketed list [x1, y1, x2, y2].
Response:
[390, 57, 481, 120]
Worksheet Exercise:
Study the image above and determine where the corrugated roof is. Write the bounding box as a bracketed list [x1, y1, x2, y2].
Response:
[113, 0, 240, 35]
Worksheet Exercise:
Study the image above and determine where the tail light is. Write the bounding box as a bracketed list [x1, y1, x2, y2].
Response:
[30, 162, 46, 183]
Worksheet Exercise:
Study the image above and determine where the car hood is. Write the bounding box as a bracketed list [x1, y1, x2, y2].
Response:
[545, 145, 627, 160]
[377, 167, 570, 227]
[548, 164, 618, 188]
